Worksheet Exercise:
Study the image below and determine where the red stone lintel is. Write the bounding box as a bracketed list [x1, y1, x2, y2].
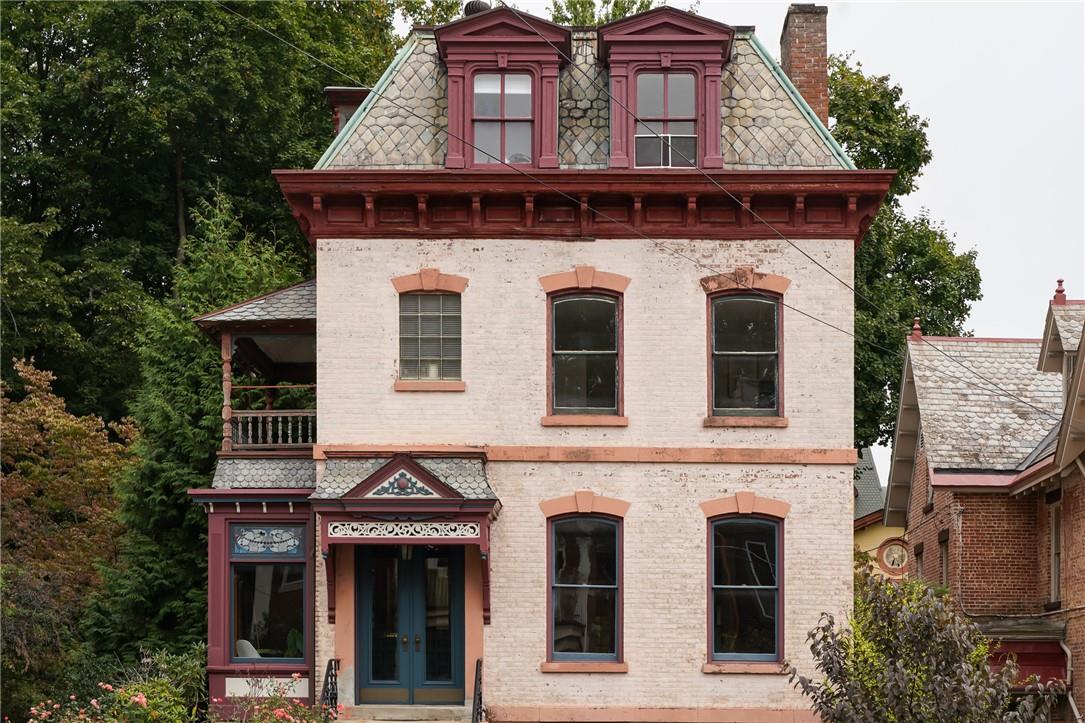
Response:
[274, 169, 894, 247]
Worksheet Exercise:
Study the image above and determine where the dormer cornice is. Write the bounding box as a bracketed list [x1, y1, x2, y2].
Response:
[598, 6, 735, 65]
[435, 7, 572, 64]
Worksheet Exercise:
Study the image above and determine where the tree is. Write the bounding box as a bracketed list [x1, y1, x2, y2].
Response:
[831, 55, 983, 446]
[83, 193, 305, 658]
[549, 0, 653, 26]
[786, 568, 1062, 721]
[1, 360, 135, 718]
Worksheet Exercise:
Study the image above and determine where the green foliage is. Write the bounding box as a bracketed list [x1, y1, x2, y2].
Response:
[787, 568, 1062, 721]
[549, 0, 654, 26]
[830, 55, 983, 447]
[84, 193, 304, 659]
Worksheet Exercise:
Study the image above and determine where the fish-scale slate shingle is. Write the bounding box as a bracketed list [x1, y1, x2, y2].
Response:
[319, 27, 848, 171]
[314, 457, 497, 500]
[909, 339, 1064, 470]
[197, 280, 315, 324]
[212, 458, 317, 489]
[853, 448, 884, 520]
[1051, 304, 1085, 353]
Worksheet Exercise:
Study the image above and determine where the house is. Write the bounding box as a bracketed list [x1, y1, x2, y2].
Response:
[189, 4, 894, 721]
[853, 449, 906, 578]
[884, 281, 1085, 720]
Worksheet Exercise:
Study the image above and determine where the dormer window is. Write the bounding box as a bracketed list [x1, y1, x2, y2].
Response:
[473, 73, 533, 165]
[634, 72, 696, 168]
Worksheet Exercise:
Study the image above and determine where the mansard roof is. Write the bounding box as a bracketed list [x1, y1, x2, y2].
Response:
[317, 19, 852, 171]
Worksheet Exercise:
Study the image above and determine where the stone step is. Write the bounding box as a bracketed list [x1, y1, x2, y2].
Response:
[340, 704, 470, 722]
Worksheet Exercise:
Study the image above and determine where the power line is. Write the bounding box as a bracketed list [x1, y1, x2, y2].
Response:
[211, 0, 1072, 432]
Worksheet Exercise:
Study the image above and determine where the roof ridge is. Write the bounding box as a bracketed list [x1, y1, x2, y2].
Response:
[913, 336, 1041, 343]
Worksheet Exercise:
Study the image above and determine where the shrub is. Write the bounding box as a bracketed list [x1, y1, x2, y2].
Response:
[210, 674, 341, 723]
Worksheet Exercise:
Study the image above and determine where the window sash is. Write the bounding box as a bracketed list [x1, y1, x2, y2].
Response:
[399, 293, 462, 381]
[710, 519, 780, 662]
[230, 562, 306, 663]
[634, 72, 697, 168]
[473, 73, 534, 165]
[1051, 505, 1061, 601]
[550, 517, 620, 661]
[551, 294, 620, 414]
[711, 296, 779, 416]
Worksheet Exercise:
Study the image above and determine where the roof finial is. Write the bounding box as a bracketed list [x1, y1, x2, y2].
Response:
[909, 317, 922, 340]
[1053, 278, 1067, 305]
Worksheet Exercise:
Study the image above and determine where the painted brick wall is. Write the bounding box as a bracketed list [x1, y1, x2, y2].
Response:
[315, 236, 854, 450]
[481, 461, 853, 710]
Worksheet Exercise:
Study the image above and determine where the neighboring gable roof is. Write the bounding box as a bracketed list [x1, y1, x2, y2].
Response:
[1038, 301, 1085, 371]
[194, 279, 315, 327]
[854, 447, 885, 520]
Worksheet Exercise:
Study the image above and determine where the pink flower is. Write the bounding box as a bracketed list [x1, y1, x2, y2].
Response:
[130, 693, 147, 708]
[291, 672, 302, 680]
[98, 684, 113, 693]
[90, 699, 100, 710]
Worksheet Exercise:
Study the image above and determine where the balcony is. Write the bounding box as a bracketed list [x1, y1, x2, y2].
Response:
[230, 386, 316, 449]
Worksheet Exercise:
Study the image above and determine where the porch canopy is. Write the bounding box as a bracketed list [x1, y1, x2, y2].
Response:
[311, 453, 500, 623]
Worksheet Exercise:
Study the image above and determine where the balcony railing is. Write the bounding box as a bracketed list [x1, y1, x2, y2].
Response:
[223, 384, 316, 451]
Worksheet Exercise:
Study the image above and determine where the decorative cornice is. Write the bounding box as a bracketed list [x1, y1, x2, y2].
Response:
[539, 490, 631, 519]
[539, 265, 631, 294]
[700, 490, 791, 519]
[274, 169, 894, 247]
[700, 266, 790, 296]
[391, 268, 469, 294]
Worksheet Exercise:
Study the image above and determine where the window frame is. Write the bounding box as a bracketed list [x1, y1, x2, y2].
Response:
[546, 513, 623, 663]
[707, 514, 784, 663]
[228, 521, 310, 664]
[632, 70, 699, 169]
[707, 291, 783, 418]
[547, 290, 623, 417]
[939, 539, 949, 587]
[468, 69, 537, 168]
[398, 291, 462, 382]
[1050, 502, 1062, 603]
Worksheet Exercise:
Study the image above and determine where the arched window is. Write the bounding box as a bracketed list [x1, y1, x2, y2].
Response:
[710, 516, 781, 661]
[550, 516, 621, 661]
[551, 294, 620, 415]
[710, 294, 780, 416]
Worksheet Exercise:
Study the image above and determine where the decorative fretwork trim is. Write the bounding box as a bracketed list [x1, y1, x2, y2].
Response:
[327, 521, 481, 539]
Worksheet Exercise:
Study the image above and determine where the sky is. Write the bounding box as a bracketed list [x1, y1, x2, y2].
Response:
[399, 1, 1085, 477]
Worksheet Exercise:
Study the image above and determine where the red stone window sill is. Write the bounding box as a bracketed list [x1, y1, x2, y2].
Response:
[704, 416, 789, 428]
[393, 380, 467, 392]
[541, 415, 628, 427]
[540, 661, 628, 673]
[701, 661, 785, 675]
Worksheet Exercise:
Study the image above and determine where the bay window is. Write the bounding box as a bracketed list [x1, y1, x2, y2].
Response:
[230, 524, 306, 661]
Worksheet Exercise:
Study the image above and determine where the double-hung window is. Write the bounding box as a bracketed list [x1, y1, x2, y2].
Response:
[551, 294, 619, 414]
[1050, 503, 1062, 602]
[634, 72, 696, 168]
[711, 517, 780, 661]
[473, 73, 533, 165]
[399, 293, 461, 381]
[711, 295, 779, 415]
[551, 516, 620, 660]
[230, 524, 306, 661]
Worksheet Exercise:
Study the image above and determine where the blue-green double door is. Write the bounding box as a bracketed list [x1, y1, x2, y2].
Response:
[357, 546, 464, 705]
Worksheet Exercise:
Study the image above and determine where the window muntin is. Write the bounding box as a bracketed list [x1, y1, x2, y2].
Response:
[634, 72, 696, 168]
[711, 517, 780, 661]
[229, 523, 306, 662]
[551, 517, 619, 660]
[551, 294, 619, 414]
[711, 296, 779, 415]
[473, 73, 533, 165]
[399, 293, 461, 381]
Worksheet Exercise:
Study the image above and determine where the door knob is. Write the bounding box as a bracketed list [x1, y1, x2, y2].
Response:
[415, 634, 421, 652]
[401, 634, 408, 651]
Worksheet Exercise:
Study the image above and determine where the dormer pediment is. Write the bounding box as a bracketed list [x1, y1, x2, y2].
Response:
[599, 6, 734, 62]
[436, 7, 571, 62]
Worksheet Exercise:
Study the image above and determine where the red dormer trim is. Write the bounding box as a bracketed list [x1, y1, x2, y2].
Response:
[599, 7, 734, 169]
[436, 8, 571, 169]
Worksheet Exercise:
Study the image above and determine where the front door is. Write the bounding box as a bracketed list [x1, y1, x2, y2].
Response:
[358, 545, 464, 705]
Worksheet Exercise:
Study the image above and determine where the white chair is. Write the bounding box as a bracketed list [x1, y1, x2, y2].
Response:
[235, 639, 262, 658]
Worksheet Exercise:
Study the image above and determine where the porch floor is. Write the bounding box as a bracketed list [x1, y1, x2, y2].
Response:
[340, 704, 469, 722]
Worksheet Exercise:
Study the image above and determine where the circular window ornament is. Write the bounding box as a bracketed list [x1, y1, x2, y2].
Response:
[877, 539, 908, 574]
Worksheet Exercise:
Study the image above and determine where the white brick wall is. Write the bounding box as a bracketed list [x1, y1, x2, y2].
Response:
[315, 236, 854, 449]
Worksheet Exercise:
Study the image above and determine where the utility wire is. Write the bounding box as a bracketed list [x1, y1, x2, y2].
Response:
[212, 0, 1071, 431]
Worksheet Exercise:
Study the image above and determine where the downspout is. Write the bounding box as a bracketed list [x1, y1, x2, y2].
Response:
[1060, 640, 1082, 723]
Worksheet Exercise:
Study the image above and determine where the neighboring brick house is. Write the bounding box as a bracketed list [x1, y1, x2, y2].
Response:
[884, 282, 1085, 720]
[189, 4, 894, 721]
[853, 448, 906, 579]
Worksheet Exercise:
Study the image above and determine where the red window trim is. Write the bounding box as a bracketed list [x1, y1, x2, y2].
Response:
[631, 68, 700, 168]
[705, 289, 785, 420]
[468, 69, 538, 168]
[546, 289, 625, 419]
[705, 512, 785, 665]
[545, 512, 625, 665]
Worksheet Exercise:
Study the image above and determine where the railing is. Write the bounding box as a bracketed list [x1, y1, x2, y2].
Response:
[230, 410, 316, 449]
[320, 658, 339, 722]
[471, 658, 483, 723]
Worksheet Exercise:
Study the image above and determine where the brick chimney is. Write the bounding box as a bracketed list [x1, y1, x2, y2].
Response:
[780, 4, 829, 126]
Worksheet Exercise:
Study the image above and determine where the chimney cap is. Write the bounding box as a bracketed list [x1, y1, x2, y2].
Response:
[464, 0, 491, 16]
[785, 3, 828, 15]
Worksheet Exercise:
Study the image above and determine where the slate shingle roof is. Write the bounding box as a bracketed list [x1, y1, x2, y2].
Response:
[319, 27, 850, 171]
[854, 447, 884, 520]
[314, 457, 497, 500]
[1051, 304, 1085, 353]
[195, 280, 315, 324]
[212, 458, 317, 489]
[909, 338, 1064, 470]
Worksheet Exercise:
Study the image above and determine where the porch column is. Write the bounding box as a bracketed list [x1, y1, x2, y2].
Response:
[221, 332, 232, 452]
